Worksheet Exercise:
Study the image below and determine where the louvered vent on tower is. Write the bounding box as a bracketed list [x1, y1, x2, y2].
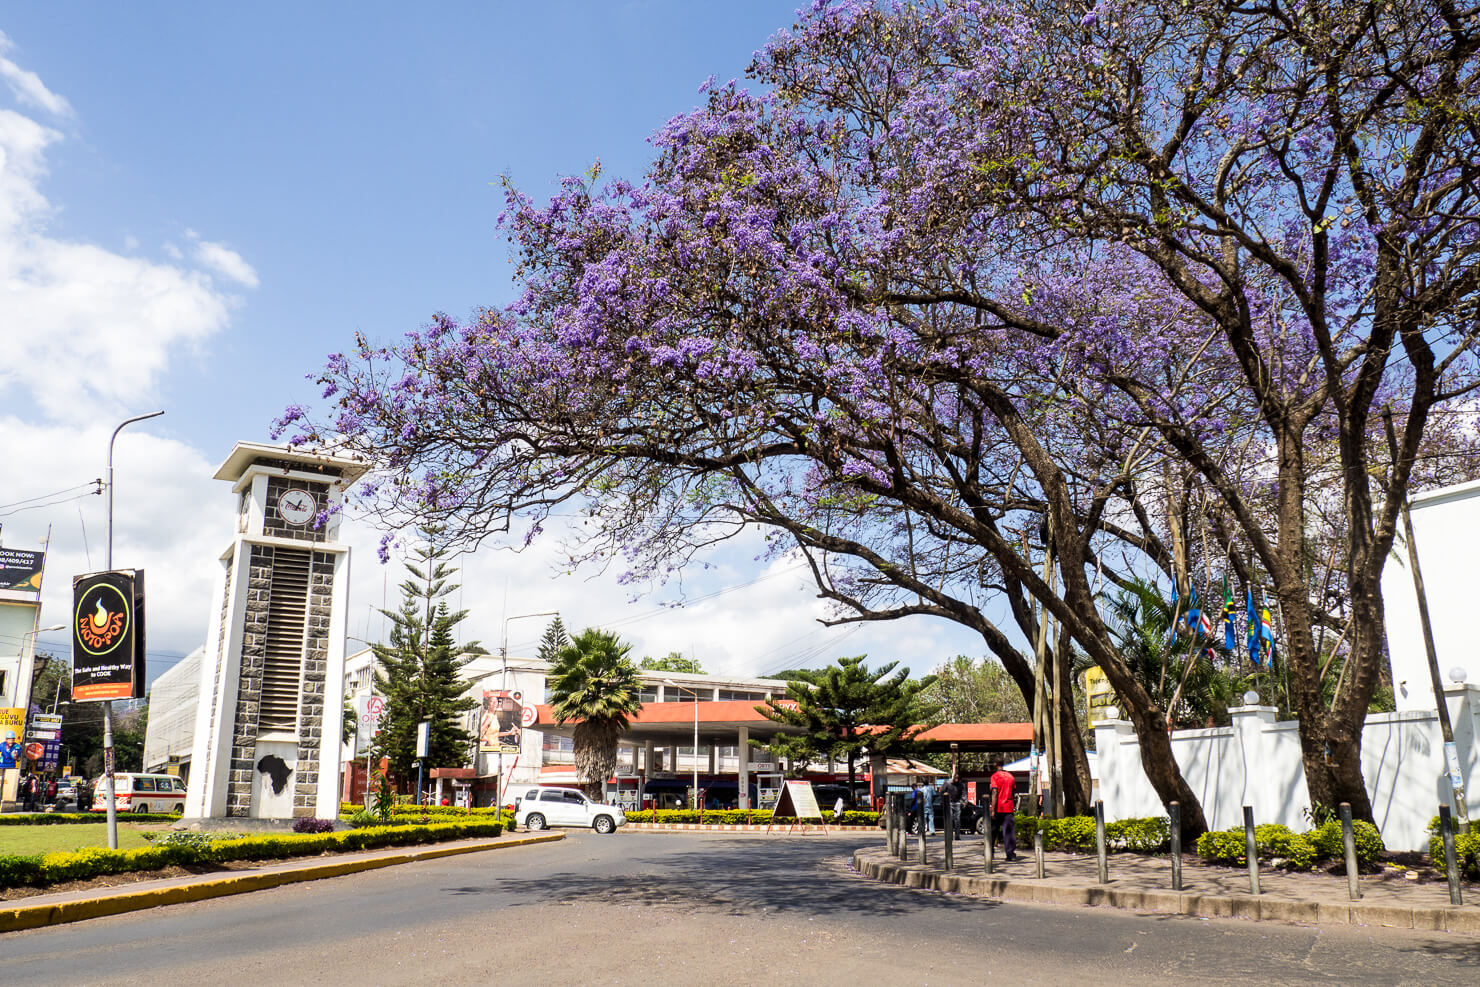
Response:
[260, 547, 311, 731]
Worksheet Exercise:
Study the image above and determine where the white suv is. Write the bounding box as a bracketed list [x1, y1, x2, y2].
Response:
[514, 786, 627, 835]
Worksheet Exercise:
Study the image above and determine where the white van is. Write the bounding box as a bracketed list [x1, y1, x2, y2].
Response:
[90, 773, 189, 814]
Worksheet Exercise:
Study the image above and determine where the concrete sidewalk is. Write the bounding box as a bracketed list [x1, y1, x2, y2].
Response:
[853, 838, 1480, 935]
[0, 831, 564, 934]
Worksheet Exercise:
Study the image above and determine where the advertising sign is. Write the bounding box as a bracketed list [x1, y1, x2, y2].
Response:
[71, 570, 146, 702]
[1084, 666, 1116, 723]
[0, 708, 24, 769]
[0, 548, 45, 594]
[479, 690, 523, 754]
[27, 713, 62, 741]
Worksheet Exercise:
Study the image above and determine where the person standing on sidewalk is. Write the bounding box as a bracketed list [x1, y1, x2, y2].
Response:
[988, 759, 1017, 860]
[941, 775, 962, 834]
[921, 781, 936, 835]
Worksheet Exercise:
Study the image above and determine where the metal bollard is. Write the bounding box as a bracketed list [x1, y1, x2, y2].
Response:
[888, 793, 899, 858]
[943, 796, 955, 871]
[1095, 800, 1108, 884]
[1339, 802, 1361, 901]
[1243, 805, 1261, 896]
[985, 788, 996, 874]
[1169, 801, 1182, 892]
[1440, 804, 1463, 906]
[892, 793, 903, 858]
[1034, 827, 1045, 879]
[919, 812, 928, 866]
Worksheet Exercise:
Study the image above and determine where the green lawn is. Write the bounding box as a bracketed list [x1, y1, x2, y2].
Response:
[1, 822, 164, 855]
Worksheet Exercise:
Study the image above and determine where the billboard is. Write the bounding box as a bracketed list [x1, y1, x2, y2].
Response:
[0, 707, 24, 768]
[71, 570, 146, 702]
[0, 548, 44, 594]
[479, 689, 523, 754]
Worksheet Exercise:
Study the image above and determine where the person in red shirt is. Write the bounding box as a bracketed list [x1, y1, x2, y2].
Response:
[987, 759, 1017, 860]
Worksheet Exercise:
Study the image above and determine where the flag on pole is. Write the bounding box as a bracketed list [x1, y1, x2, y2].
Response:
[1260, 608, 1276, 664]
[1222, 576, 1238, 652]
[1199, 610, 1214, 638]
[1185, 586, 1201, 642]
[1247, 587, 1260, 665]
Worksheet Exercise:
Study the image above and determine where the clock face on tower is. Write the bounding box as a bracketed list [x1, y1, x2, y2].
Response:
[277, 488, 317, 526]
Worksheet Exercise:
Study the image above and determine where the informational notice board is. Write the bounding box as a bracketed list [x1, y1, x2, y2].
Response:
[765, 779, 829, 834]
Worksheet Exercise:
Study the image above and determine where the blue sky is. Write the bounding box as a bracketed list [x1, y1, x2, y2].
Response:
[0, 3, 991, 686]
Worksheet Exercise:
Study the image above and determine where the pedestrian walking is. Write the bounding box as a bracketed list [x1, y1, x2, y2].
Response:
[988, 758, 1017, 860]
[922, 782, 936, 835]
[22, 773, 39, 812]
[907, 782, 922, 833]
[46, 776, 58, 809]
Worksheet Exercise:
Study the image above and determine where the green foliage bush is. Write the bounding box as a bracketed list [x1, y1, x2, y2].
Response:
[1196, 822, 1326, 870]
[341, 803, 503, 818]
[1311, 818, 1385, 866]
[0, 818, 504, 890]
[618, 809, 879, 826]
[1426, 815, 1480, 879]
[1012, 815, 1169, 853]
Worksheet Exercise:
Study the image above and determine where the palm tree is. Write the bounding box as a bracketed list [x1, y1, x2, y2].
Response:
[548, 628, 644, 799]
[1105, 578, 1246, 729]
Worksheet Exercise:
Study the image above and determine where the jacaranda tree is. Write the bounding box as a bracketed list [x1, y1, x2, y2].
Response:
[281, 0, 1480, 836]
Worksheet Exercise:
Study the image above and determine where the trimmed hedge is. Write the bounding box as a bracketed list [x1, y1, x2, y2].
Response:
[341, 803, 503, 817]
[0, 812, 179, 826]
[621, 809, 880, 826]
[1427, 815, 1480, 879]
[1013, 814, 1170, 853]
[1195, 820, 1386, 871]
[0, 818, 504, 890]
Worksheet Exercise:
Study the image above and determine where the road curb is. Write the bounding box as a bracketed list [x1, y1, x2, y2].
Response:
[850, 849, 1480, 935]
[0, 833, 565, 934]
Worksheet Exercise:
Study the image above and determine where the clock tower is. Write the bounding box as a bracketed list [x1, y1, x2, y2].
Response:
[184, 442, 367, 820]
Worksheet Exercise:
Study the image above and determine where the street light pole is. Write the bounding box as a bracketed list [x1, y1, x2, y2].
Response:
[663, 679, 700, 810]
[497, 610, 558, 804]
[102, 410, 163, 850]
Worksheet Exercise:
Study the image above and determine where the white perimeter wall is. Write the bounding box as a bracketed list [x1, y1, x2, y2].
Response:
[1382, 478, 1480, 711]
[1095, 684, 1480, 851]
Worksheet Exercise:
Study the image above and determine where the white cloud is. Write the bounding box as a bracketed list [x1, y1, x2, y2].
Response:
[0, 32, 72, 118]
[0, 57, 249, 426]
[0, 41, 257, 673]
[339, 514, 981, 681]
[0, 419, 222, 667]
[186, 229, 259, 288]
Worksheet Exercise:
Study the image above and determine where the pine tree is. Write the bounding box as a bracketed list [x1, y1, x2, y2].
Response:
[371, 529, 484, 787]
[536, 616, 571, 664]
[757, 655, 938, 794]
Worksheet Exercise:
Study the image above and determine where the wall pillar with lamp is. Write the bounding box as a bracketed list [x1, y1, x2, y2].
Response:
[184, 442, 366, 820]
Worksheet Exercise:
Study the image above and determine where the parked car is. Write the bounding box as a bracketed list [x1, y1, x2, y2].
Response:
[513, 786, 626, 834]
[904, 791, 988, 835]
[52, 777, 82, 811]
[90, 772, 188, 814]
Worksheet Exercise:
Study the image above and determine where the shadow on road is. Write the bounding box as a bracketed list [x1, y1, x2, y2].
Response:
[443, 836, 1002, 919]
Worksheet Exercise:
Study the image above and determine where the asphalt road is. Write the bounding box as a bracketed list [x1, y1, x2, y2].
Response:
[6, 831, 1479, 985]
